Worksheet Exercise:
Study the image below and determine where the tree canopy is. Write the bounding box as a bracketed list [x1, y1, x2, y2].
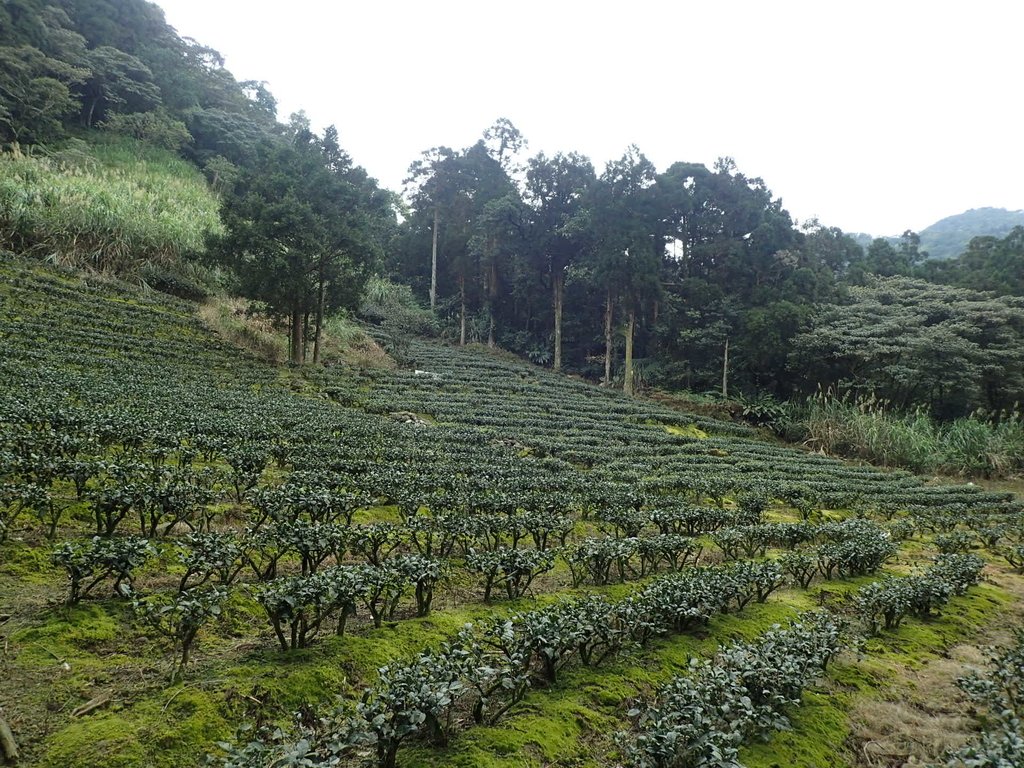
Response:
[211, 128, 395, 364]
[790, 277, 1024, 417]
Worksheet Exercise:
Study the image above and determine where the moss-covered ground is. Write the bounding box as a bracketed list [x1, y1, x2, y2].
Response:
[6, 528, 1019, 768]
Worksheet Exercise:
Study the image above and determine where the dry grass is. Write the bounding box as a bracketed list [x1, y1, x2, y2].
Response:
[197, 298, 394, 369]
[197, 298, 286, 363]
[321, 315, 394, 370]
[848, 564, 1024, 767]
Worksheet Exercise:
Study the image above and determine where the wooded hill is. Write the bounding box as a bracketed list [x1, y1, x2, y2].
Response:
[920, 207, 1024, 261]
[2, 0, 1024, 421]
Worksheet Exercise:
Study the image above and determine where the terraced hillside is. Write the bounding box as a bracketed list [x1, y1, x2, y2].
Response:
[1, 261, 1023, 768]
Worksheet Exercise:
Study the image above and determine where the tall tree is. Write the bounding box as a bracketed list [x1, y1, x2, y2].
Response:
[403, 128, 520, 345]
[932, 226, 1024, 296]
[211, 132, 391, 363]
[405, 146, 460, 310]
[591, 146, 661, 393]
[850, 232, 925, 280]
[482, 117, 527, 177]
[471, 193, 526, 346]
[0, 44, 85, 144]
[449, 140, 515, 344]
[797, 218, 864, 280]
[654, 157, 806, 395]
[790, 277, 1024, 417]
[77, 45, 160, 126]
[525, 151, 595, 371]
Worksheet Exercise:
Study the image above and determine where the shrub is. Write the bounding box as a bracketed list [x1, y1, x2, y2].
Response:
[52, 535, 151, 604]
[467, 548, 555, 600]
[134, 586, 226, 681]
[619, 612, 846, 768]
[944, 631, 1024, 767]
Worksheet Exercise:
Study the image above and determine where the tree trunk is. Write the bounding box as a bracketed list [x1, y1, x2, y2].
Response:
[174, 634, 194, 682]
[290, 308, 304, 364]
[430, 205, 439, 310]
[312, 258, 326, 364]
[624, 307, 635, 396]
[459, 274, 467, 346]
[722, 336, 729, 399]
[553, 270, 563, 372]
[488, 258, 497, 348]
[603, 287, 613, 386]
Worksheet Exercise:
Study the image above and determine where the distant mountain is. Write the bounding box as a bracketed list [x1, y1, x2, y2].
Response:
[919, 207, 1024, 260]
[844, 208, 1024, 260]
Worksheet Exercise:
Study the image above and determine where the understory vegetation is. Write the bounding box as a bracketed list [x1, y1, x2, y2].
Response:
[786, 393, 1024, 478]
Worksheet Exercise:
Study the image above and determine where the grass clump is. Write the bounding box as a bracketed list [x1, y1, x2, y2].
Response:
[0, 136, 222, 275]
[199, 297, 393, 367]
[789, 392, 1024, 478]
[738, 688, 851, 768]
[663, 423, 710, 439]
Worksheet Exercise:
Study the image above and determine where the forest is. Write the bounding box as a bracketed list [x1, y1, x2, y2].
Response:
[3, 0, 1024, 419]
[3, 3, 1024, 767]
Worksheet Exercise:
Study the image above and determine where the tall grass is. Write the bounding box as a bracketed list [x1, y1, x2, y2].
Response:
[791, 391, 1024, 478]
[0, 136, 222, 274]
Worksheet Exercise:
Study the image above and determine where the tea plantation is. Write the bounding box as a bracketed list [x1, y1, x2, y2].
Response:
[1, 261, 1022, 768]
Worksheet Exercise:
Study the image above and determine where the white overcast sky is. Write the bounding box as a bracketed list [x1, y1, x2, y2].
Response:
[155, 0, 1023, 236]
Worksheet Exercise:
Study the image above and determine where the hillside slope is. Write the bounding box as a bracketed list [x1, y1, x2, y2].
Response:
[920, 207, 1024, 260]
[1, 261, 1022, 768]
[0, 137, 221, 283]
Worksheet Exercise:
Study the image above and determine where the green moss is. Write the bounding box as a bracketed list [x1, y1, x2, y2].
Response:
[863, 582, 1010, 667]
[404, 695, 606, 768]
[216, 642, 355, 715]
[352, 504, 403, 524]
[578, 668, 645, 708]
[0, 539, 56, 583]
[828, 657, 892, 694]
[219, 589, 263, 633]
[763, 508, 803, 524]
[40, 688, 231, 768]
[338, 609, 480, 677]
[896, 536, 933, 562]
[739, 689, 852, 768]
[133, 688, 233, 767]
[663, 423, 709, 439]
[41, 713, 148, 768]
[14, 602, 125, 660]
[712, 598, 810, 642]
